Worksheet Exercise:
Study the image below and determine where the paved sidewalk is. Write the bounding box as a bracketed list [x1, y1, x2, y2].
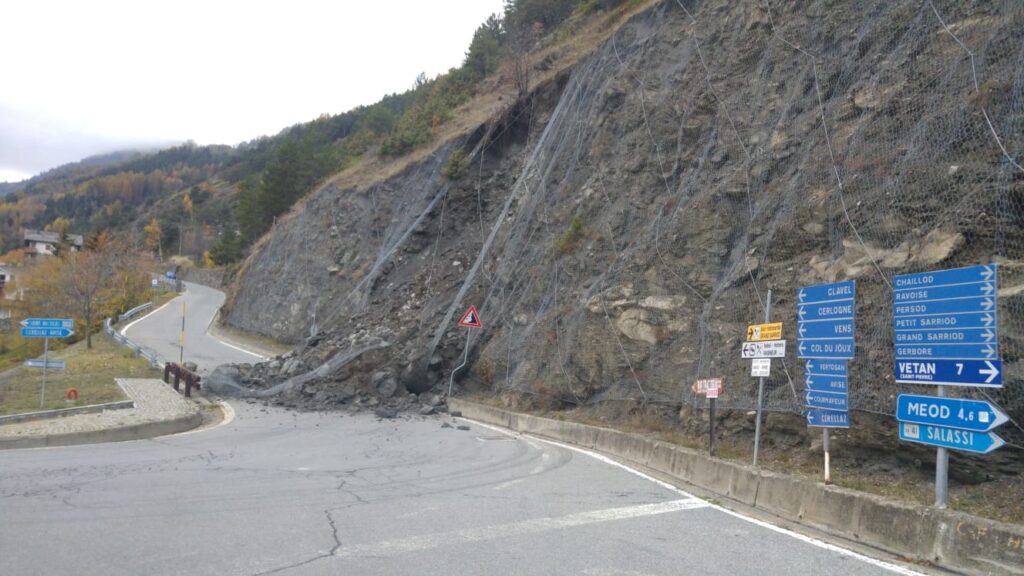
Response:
[0, 378, 202, 449]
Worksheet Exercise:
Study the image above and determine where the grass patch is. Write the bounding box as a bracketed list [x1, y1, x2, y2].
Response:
[0, 335, 160, 416]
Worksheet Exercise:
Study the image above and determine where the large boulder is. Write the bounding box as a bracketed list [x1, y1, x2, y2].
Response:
[203, 365, 255, 397]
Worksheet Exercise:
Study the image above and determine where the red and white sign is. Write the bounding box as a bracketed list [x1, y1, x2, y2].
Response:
[458, 306, 482, 329]
[692, 378, 723, 398]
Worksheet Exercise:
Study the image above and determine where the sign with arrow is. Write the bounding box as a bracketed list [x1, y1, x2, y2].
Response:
[805, 374, 847, 393]
[21, 318, 74, 330]
[894, 264, 1001, 387]
[21, 326, 75, 339]
[740, 340, 785, 359]
[458, 306, 482, 329]
[897, 394, 1008, 433]
[899, 422, 1004, 455]
[24, 358, 66, 370]
[807, 409, 849, 429]
[798, 280, 854, 360]
[805, 389, 849, 412]
[805, 359, 848, 377]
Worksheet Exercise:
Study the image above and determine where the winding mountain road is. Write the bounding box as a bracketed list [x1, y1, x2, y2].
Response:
[122, 281, 265, 372]
[0, 284, 924, 575]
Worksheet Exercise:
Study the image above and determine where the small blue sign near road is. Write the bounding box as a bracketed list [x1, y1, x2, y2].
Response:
[893, 265, 1000, 386]
[20, 318, 74, 330]
[806, 410, 850, 428]
[798, 280, 855, 360]
[805, 359, 848, 377]
[899, 422, 1004, 454]
[805, 389, 848, 412]
[24, 358, 66, 370]
[21, 327, 75, 339]
[897, 394, 1008, 433]
[895, 359, 1001, 387]
[805, 374, 848, 393]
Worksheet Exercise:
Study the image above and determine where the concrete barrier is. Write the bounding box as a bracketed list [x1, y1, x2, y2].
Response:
[450, 398, 1024, 576]
[0, 411, 202, 450]
[0, 400, 135, 426]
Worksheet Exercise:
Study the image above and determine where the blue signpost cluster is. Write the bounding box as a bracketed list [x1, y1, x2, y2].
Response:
[19, 317, 75, 410]
[798, 280, 855, 430]
[892, 264, 1006, 506]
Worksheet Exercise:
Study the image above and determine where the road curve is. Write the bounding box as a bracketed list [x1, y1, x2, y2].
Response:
[122, 281, 265, 373]
[0, 282, 925, 575]
[0, 404, 921, 576]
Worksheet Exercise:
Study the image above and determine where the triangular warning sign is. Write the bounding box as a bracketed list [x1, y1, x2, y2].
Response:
[458, 305, 482, 328]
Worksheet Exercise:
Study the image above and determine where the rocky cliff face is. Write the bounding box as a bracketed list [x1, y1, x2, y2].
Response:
[223, 0, 1023, 465]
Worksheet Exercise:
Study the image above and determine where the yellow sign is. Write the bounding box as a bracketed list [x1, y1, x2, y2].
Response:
[747, 322, 782, 342]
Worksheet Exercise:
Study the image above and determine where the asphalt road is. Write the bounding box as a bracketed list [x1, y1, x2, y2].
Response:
[0, 284, 923, 575]
[122, 281, 265, 373]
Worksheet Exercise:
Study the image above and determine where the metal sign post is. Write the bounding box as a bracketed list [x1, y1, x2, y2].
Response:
[20, 318, 75, 410]
[692, 378, 723, 456]
[752, 289, 771, 467]
[449, 306, 482, 396]
[40, 337, 48, 409]
[179, 301, 186, 365]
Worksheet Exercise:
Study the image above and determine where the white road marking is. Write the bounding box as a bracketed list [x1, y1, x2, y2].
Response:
[211, 335, 267, 360]
[333, 499, 707, 559]
[463, 418, 929, 576]
[120, 297, 180, 337]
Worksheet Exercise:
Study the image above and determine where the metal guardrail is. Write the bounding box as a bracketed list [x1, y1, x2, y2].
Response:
[119, 302, 153, 322]
[103, 314, 165, 370]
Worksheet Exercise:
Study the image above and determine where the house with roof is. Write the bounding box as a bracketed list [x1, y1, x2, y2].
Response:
[23, 229, 84, 259]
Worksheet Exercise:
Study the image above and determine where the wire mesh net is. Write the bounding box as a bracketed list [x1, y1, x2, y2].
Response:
[432, 0, 1024, 449]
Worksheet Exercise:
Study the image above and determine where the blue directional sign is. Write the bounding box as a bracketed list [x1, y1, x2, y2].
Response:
[797, 300, 855, 322]
[894, 343, 997, 361]
[895, 327, 996, 344]
[24, 358, 66, 370]
[895, 359, 1001, 387]
[798, 340, 855, 359]
[805, 359, 848, 377]
[894, 280, 996, 303]
[893, 296, 994, 317]
[805, 374, 848, 393]
[798, 280, 854, 305]
[899, 422, 1004, 454]
[798, 281, 854, 360]
[893, 265, 1001, 386]
[897, 394, 1008, 433]
[894, 311, 995, 330]
[805, 390, 848, 412]
[807, 410, 849, 428]
[21, 327, 75, 339]
[798, 319, 855, 340]
[20, 318, 74, 330]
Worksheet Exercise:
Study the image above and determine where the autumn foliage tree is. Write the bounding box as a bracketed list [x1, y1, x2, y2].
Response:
[19, 238, 151, 349]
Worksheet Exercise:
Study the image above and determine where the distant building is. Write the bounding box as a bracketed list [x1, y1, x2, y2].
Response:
[0, 263, 13, 287]
[23, 229, 84, 258]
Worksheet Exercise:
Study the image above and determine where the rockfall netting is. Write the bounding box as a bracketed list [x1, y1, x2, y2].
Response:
[433, 0, 1024, 449]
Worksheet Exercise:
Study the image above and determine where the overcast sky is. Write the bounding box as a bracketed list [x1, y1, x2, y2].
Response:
[0, 0, 505, 183]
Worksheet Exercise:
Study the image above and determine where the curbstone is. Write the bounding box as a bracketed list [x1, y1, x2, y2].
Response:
[449, 398, 1024, 576]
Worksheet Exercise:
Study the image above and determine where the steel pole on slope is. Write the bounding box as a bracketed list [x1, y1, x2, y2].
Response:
[179, 301, 186, 365]
[752, 289, 772, 467]
[39, 337, 49, 410]
[449, 329, 471, 396]
[935, 384, 949, 508]
[823, 428, 831, 484]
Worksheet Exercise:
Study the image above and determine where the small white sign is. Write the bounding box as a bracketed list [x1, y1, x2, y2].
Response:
[741, 339, 786, 359]
[152, 279, 159, 288]
[751, 358, 771, 377]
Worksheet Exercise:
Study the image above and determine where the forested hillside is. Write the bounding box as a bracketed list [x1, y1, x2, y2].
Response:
[2, 0, 618, 269]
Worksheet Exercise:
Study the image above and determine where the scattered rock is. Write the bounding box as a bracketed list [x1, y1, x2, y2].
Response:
[456, 425, 470, 431]
[450, 411, 462, 418]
